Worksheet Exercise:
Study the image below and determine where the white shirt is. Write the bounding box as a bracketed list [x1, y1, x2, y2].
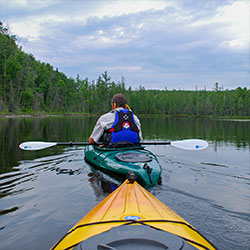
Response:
[90, 108, 143, 143]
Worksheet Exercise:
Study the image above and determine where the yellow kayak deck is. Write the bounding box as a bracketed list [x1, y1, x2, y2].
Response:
[51, 179, 216, 250]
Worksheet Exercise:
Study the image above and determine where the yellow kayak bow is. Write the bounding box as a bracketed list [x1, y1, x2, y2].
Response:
[51, 178, 216, 250]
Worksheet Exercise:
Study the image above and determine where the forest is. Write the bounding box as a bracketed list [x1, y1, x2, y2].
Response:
[1, 22, 249, 117]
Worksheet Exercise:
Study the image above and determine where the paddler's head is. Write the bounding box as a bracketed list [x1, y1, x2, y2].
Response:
[111, 93, 127, 109]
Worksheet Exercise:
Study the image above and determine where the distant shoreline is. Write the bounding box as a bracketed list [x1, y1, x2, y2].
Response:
[0, 112, 96, 118]
[1, 112, 250, 120]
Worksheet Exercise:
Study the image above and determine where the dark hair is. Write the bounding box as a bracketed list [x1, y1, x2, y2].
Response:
[112, 94, 127, 108]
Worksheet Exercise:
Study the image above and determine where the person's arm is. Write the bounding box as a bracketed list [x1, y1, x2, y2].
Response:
[88, 136, 95, 144]
[89, 117, 104, 143]
[89, 112, 115, 143]
[133, 114, 143, 141]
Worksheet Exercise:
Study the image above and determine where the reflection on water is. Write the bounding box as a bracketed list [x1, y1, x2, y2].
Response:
[88, 171, 119, 194]
[0, 116, 249, 174]
[141, 117, 250, 147]
[0, 116, 250, 249]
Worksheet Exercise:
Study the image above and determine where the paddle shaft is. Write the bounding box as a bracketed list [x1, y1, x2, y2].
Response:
[19, 139, 208, 151]
[57, 141, 171, 146]
[141, 141, 171, 145]
[57, 142, 92, 146]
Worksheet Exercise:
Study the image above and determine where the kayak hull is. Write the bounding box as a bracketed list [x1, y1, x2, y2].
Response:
[51, 179, 216, 250]
[84, 145, 162, 187]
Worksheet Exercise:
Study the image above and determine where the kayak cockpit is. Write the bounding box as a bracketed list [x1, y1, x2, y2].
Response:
[72, 224, 199, 250]
[115, 152, 152, 163]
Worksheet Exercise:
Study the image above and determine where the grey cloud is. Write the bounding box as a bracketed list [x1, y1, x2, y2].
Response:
[3, 0, 249, 90]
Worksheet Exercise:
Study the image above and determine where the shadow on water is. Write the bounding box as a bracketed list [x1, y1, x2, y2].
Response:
[0, 116, 250, 249]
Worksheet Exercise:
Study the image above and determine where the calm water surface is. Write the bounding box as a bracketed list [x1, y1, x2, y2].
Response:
[0, 116, 249, 250]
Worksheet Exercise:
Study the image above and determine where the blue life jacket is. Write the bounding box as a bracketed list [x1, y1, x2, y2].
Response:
[109, 109, 139, 144]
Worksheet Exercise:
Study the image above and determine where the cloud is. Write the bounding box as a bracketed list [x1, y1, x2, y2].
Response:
[1, 0, 249, 90]
[215, 1, 250, 50]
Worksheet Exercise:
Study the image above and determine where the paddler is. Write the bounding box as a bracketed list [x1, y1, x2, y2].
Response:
[89, 93, 142, 146]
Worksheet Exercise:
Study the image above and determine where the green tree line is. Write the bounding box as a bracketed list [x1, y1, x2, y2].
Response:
[1, 22, 249, 116]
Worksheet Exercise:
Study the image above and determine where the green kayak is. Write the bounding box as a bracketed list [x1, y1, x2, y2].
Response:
[84, 145, 162, 187]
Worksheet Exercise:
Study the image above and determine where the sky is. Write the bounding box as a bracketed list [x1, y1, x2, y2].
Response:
[0, 0, 249, 90]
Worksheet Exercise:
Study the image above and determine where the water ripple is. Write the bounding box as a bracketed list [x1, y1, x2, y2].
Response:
[0, 206, 19, 216]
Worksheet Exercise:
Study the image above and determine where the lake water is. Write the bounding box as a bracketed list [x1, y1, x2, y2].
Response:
[0, 116, 249, 250]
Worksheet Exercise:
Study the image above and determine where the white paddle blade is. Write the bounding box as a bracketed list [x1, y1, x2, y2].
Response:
[19, 141, 57, 151]
[171, 139, 208, 150]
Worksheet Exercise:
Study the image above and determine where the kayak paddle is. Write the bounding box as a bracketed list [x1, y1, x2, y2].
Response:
[19, 139, 208, 151]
